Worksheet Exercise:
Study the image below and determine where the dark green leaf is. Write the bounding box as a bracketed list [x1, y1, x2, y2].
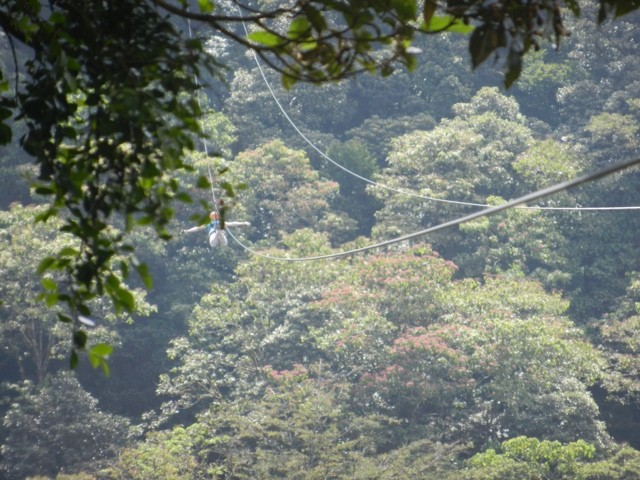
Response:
[0, 123, 12, 144]
[73, 330, 88, 349]
[49, 11, 67, 24]
[176, 192, 192, 203]
[70, 350, 79, 369]
[423, 0, 437, 26]
[33, 186, 55, 196]
[106, 274, 120, 291]
[119, 260, 129, 279]
[37, 256, 57, 274]
[469, 25, 498, 69]
[564, 0, 581, 15]
[196, 175, 211, 189]
[141, 161, 161, 178]
[135, 262, 153, 289]
[282, 73, 298, 90]
[0, 106, 12, 120]
[614, 0, 640, 17]
[34, 207, 57, 223]
[117, 288, 135, 312]
[391, 0, 418, 20]
[135, 215, 154, 226]
[504, 51, 523, 88]
[44, 293, 59, 307]
[58, 247, 79, 257]
[220, 181, 236, 197]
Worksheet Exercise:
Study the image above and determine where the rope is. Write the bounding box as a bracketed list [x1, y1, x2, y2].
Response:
[239, 9, 640, 212]
[225, 157, 640, 262]
[187, 19, 219, 210]
[184, 13, 640, 263]
[237, 11, 483, 207]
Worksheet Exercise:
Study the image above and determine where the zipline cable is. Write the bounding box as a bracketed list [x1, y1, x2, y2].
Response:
[188, 19, 222, 212]
[225, 156, 640, 262]
[238, 8, 640, 212]
[236, 11, 482, 208]
[187, 15, 640, 263]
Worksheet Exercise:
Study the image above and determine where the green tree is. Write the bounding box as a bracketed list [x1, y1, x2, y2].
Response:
[155, 229, 345, 423]
[464, 437, 640, 480]
[559, 190, 640, 322]
[0, 203, 155, 382]
[227, 140, 354, 243]
[223, 67, 291, 151]
[150, 371, 464, 479]
[512, 49, 576, 124]
[457, 197, 572, 287]
[555, 1, 640, 128]
[0, 1, 211, 334]
[345, 113, 436, 167]
[162, 239, 608, 454]
[593, 272, 640, 446]
[599, 272, 640, 400]
[344, 268, 608, 447]
[513, 139, 585, 189]
[554, 95, 640, 321]
[1, 372, 130, 479]
[576, 445, 640, 479]
[193, 377, 370, 479]
[584, 111, 640, 168]
[105, 427, 202, 480]
[324, 139, 382, 237]
[464, 436, 597, 480]
[371, 87, 534, 257]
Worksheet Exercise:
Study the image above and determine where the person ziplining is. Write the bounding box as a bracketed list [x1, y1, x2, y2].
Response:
[182, 209, 251, 248]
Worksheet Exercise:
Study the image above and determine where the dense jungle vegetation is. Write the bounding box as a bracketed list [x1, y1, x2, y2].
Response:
[1, 0, 640, 478]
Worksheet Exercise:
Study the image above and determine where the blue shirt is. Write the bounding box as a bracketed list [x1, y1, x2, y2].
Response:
[206, 220, 221, 234]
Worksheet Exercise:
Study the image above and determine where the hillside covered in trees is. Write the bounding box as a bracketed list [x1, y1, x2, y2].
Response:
[1, 0, 640, 478]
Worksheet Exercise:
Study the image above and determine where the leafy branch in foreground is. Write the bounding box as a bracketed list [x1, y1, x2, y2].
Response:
[0, 1, 217, 369]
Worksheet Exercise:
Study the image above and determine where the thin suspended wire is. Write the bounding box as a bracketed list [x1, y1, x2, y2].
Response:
[237, 14, 483, 207]
[238, 9, 640, 212]
[185, 15, 640, 263]
[188, 19, 220, 211]
[225, 157, 640, 262]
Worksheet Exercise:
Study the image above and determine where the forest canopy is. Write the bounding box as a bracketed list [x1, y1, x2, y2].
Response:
[1, 0, 640, 477]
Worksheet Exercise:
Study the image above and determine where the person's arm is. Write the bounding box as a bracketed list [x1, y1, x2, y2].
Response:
[182, 225, 205, 233]
[225, 221, 251, 228]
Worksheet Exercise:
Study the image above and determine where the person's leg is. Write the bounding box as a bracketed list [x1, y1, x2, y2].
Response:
[209, 231, 219, 247]
[209, 230, 227, 247]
